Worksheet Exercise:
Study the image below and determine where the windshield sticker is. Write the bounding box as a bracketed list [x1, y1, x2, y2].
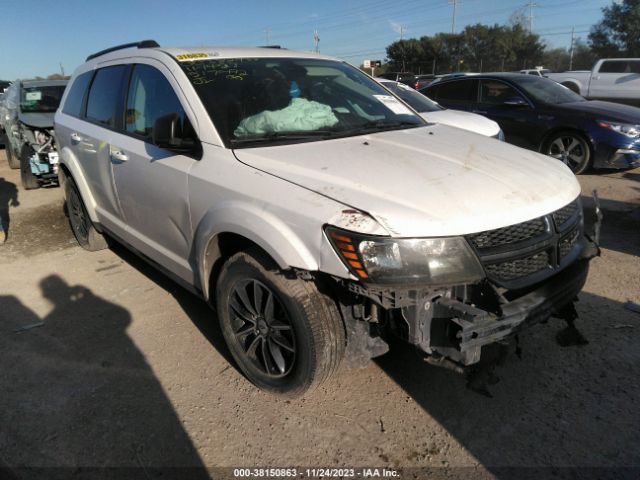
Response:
[182, 60, 248, 85]
[25, 91, 42, 101]
[373, 95, 413, 115]
[176, 52, 209, 61]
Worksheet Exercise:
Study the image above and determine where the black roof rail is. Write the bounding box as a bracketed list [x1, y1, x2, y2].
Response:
[86, 40, 160, 61]
[258, 45, 283, 49]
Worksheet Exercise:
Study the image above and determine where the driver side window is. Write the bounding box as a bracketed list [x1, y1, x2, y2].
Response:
[479, 80, 522, 106]
[125, 64, 187, 138]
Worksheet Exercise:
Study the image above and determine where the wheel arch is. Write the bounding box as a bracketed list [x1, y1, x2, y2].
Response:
[58, 147, 100, 224]
[194, 205, 320, 302]
[560, 80, 581, 94]
[538, 127, 595, 155]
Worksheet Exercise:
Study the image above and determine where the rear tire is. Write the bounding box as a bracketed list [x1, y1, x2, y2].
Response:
[20, 145, 40, 189]
[216, 248, 345, 397]
[65, 176, 108, 251]
[5, 138, 20, 169]
[543, 131, 592, 174]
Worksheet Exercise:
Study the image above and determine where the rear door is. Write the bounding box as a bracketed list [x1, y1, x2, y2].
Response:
[589, 60, 640, 101]
[425, 79, 479, 112]
[67, 65, 130, 229]
[110, 61, 198, 283]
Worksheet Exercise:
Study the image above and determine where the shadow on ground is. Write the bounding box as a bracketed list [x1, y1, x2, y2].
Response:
[108, 242, 235, 368]
[0, 176, 19, 243]
[0, 275, 210, 479]
[581, 196, 640, 257]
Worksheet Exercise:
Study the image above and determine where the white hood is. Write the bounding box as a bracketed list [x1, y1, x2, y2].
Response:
[233, 124, 580, 237]
[421, 109, 501, 137]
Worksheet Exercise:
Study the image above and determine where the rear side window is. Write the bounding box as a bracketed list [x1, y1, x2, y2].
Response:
[62, 72, 93, 117]
[598, 61, 640, 74]
[86, 65, 130, 128]
[125, 64, 186, 138]
[430, 80, 477, 106]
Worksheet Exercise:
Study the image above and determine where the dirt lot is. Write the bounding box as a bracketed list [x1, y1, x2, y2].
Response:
[0, 149, 639, 479]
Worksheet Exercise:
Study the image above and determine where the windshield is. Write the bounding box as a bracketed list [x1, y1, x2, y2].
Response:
[20, 85, 66, 113]
[514, 76, 585, 104]
[380, 81, 442, 113]
[180, 57, 424, 147]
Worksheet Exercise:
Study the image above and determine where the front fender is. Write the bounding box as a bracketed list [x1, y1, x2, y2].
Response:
[58, 145, 100, 224]
[194, 201, 319, 300]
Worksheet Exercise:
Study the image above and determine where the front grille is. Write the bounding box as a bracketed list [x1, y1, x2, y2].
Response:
[468, 217, 546, 250]
[559, 227, 580, 259]
[485, 251, 551, 281]
[553, 201, 578, 228]
[466, 199, 582, 288]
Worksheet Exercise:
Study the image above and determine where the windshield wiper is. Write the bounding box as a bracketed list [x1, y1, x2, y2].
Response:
[337, 120, 422, 136]
[230, 130, 335, 146]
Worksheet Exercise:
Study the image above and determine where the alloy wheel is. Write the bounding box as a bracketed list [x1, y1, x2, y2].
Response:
[547, 135, 587, 171]
[228, 279, 296, 378]
[68, 187, 89, 240]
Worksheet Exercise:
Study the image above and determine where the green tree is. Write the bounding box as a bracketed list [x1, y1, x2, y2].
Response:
[589, 0, 640, 56]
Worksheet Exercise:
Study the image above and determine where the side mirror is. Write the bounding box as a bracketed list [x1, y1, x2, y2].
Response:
[503, 96, 528, 107]
[152, 113, 196, 153]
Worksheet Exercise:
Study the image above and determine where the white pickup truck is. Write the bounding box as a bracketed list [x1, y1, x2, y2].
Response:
[547, 58, 640, 106]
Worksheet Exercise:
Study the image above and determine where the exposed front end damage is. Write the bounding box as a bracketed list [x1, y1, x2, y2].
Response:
[24, 127, 60, 184]
[328, 197, 601, 389]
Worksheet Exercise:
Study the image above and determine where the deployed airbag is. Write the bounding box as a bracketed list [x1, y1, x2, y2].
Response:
[234, 98, 338, 137]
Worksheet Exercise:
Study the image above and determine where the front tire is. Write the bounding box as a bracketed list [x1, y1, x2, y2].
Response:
[216, 248, 345, 397]
[543, 131, 592, 174]
[65, 176, 108, 251]
[20, 145, 40, 189]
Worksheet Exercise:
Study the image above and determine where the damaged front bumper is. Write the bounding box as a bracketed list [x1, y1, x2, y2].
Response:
[337, 197, 601, 371]
[426, 251, 592, 366]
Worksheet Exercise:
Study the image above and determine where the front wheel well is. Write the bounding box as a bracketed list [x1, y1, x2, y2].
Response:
[204, 232, 278, 302]
[561, 81, 580, 94]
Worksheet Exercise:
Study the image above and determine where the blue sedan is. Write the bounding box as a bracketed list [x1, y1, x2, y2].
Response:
[421, 73, 640, 174]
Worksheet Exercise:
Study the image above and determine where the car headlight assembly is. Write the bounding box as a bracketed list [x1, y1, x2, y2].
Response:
[325, 226, 485, 285]
[598, 120, 640, 138]
[497, 128, 505, 142]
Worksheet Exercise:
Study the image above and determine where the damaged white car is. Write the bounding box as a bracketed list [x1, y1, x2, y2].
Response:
[55, 42, 600, 396]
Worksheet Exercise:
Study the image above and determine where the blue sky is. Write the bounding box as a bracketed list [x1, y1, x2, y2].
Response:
[0, 0, 611, 79]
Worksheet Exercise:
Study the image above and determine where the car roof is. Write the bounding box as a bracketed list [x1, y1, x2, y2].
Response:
[83, 43, 339, 66]
[427, 72, 534, 85]
[21, 79, 68, 88]
[162, 45, 338, 61]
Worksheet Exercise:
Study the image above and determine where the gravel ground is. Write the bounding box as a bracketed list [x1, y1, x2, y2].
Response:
[0, 150, 638, 480]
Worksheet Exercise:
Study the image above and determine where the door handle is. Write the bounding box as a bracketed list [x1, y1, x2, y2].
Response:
[70, 132, 82, 143]
[473, 110, 488, 114]
[110, 150, 129, 163]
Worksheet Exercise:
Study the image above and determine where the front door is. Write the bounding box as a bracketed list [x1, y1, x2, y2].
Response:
[476, 79, 540, 149]
[110, 62, 198, 283]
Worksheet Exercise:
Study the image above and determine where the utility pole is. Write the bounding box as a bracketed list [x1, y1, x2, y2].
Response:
[59, 62, 65, 77]
[313, 30, 320, 53]
[399, 24, 406, 72]
[569, 26, 575, 70]
[264, 28, 271, 45]
[527, 1, 537, 33]
[448, 0, 459, 34]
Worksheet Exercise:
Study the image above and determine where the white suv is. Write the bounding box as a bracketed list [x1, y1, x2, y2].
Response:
[55, 41, 599, 396]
